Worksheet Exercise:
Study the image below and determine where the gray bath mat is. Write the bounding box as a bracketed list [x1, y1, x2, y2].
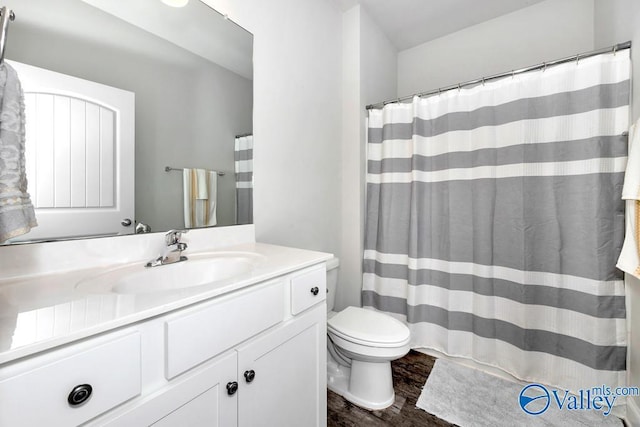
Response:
[416, 358, 622, 427]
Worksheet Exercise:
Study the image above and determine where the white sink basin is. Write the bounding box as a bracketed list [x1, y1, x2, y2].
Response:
[76, 252, 265, 294]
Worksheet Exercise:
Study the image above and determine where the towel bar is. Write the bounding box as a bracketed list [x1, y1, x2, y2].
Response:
[165, 166, 225, 176]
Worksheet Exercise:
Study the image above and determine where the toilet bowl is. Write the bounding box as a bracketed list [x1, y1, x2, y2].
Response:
[325, 257, 411, 410]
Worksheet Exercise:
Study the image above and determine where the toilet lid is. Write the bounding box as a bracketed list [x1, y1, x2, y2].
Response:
[327, 306, 410, 345]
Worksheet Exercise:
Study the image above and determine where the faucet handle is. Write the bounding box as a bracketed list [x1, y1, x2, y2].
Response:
[165, 229, 188, 245]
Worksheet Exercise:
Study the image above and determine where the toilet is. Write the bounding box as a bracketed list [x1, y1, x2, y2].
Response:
[325, 257, 411, 410]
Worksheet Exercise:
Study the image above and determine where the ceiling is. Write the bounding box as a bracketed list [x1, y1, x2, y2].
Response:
[334, 0, 547, 51]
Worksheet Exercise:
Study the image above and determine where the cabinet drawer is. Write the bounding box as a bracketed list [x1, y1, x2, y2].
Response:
[0, 332, 141, 427]
[290, 266, 326, 315]
[165, 280, 285, 379]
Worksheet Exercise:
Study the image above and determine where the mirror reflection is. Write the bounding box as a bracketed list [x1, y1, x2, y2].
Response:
[1, 0, 253, 244]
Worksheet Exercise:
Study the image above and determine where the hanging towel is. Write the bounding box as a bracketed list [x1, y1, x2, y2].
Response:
[617, 121, 640, 278]
[195, 169, 208, 199]
[0, 63, 36, 243]
[183, 168, 217, 228]
[234, 135, 253, 224]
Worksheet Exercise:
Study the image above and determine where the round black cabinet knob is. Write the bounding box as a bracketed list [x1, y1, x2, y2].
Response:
[67, 384, 92, 407]
[244, 370, 256, 383]
[226, 381, 238, 395]
[310, 287, 319, 296]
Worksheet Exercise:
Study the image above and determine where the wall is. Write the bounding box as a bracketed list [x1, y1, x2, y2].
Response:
[201, 0, 343, 257]
[594, 0, 640, 422]
[594, 0, 640, 119]
[397, 0, 594, 97]
[337, 5, 397, 310]
[7, 0, 252, 233]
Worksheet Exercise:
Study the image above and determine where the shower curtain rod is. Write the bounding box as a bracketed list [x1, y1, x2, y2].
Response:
[165, 166, 226, 176]
[235, 133, 253, 138]
[0, 6, 15, 65]
[366, 41, 631, 110]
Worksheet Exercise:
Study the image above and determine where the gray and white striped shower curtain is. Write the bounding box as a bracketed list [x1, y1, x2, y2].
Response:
[234, 135, 253, 224]
[364, 51, 630, 392]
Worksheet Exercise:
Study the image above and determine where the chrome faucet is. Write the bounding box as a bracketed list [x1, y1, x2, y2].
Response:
[145, 229, 189, 267]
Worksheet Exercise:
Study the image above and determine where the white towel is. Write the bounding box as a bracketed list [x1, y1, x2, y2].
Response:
[183, 168, 217, 228]
[0, 63, 37, 243]
[195, 168, 208, 199]
[617, 121, 640, 278]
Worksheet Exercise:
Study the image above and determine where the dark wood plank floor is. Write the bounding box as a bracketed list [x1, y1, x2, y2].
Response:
[327, 350, 456, 427]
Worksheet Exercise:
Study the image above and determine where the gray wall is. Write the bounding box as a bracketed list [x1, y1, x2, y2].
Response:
[8, 11, 252, 232]
[397, 0, 594, 97]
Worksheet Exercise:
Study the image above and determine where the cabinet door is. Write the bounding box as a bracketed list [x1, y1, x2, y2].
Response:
[151, 387, 221, 427]
[100, 351, 238, 427]
[237, 305, 326, 427]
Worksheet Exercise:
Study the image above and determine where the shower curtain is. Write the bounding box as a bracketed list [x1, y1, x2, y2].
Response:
[363, 51, 630, 393]
[234, 134, 253, 224]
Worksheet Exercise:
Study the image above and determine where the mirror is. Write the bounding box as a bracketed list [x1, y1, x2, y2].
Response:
[1, 0, 253, 244]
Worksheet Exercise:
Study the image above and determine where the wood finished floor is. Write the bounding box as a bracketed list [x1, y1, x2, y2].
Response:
[327, 350, 456, 427]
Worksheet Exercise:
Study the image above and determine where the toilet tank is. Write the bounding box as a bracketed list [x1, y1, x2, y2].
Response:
[326, 257, 340, 312]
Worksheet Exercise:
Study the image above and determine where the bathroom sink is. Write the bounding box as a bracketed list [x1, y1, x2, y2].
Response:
[75, 252, 265, 294]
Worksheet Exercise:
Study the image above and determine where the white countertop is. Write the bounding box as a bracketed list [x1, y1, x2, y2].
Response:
[0, 242, 332, 365]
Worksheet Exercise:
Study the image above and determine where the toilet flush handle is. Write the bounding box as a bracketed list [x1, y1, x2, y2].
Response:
[310, 287, 319, 296]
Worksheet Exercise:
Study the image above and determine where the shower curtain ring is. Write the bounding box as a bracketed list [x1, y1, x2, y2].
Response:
[576, 54, 580, 65]
[613, 45, 618, 55]
[543, 62, 547, 72]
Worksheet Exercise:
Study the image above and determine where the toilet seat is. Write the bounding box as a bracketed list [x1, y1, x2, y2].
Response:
[327, 306, 410, 348]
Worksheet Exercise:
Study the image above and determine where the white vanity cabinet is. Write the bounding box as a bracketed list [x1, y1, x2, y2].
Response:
[0, 262, 328, 427]
[0, 232, 333, 427]
[102, 305, 326, 427]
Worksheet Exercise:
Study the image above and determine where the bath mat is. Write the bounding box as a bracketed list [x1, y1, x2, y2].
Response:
[416, 358, 622, 427]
